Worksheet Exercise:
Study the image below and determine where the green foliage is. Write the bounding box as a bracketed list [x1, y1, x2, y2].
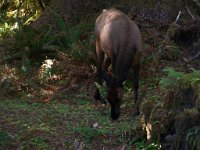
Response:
[50, 8, 95, 63]
[14, 26, 57, 58]
[160, 67, 184, 89]
[56, 104, 70, 114]
[5, 26, 59, 75]
[1, 1, 96, 66]
[181, 69, 200, 88]
[160, 67, 200, 90]
[161, 44, 180, 61]
[75, 125, 98, 141]
[0, 0, 56, 75]
[0, 22, 15, 38]
[50, 8, 68, 47]
[94, 82, 107, 102]
[0, 0, 50, 38]
[186, 127, 200, 150]
[28, 137, 48, 149]
[69, 20, 95, 63]
[0, 0, 50, 16]
[134, 140, 160, 150]
[0, 94, 143, 149]
[0, 130, 11, 147]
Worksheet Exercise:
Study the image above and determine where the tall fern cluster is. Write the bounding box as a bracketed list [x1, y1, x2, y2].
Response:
[186, 127, 200, 150]
[160, 67, 200, 92]
[160, 67, 200, 149]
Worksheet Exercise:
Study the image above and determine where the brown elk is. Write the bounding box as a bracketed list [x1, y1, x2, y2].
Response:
[94, 8, 143, 120]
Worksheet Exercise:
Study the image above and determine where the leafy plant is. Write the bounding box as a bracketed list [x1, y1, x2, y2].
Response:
[160, 67, 184, 89]
[94, 82, 107, 102]
[5, 25, 59, 75]
[69, 20, 95, 63]
[50, 8, 68, 47]
[75, 125, 99, 141]
[29, 137, 48, 149]
[160, 43, 180, 61]
[134, 140, 160, 150]
[0, 130, 11, 147]
[186, 127, 200, 150]
[0, 0, 49, 38]
[50, 8, 95, 63]
[160, 67, 200, 90]
[0, 22, 15, 38]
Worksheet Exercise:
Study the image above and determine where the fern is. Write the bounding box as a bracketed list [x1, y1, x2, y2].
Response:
[50, 8, 68, 47]
[186, 127, 200, 150]
[160, 67, 200, 90]
[50, 8, 95, 62]
[181, 69, 200, 88]
[68, 19, 94, 62]
[160, 67, 184, 89]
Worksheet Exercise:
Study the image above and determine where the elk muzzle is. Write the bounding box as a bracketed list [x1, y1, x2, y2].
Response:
[107, 86, 123, 120]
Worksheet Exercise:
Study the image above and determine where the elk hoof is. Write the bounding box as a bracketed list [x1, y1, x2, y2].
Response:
[111, 113, 120, 120]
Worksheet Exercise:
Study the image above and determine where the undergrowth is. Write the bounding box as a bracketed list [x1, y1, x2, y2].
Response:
[0, 98, 157, 149]
[186, 127, 200, 150]
[160, 67, 200, 91]
[1, 7, 95, 76]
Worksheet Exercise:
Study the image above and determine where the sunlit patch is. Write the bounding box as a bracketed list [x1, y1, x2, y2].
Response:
[38, 59, 55, 82]
[0, 65, 18, 81]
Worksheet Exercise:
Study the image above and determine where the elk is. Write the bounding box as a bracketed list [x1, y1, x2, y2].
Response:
[94, 8, 143, 120]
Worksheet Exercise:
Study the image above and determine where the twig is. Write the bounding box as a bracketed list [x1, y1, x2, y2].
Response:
[121, 145, 126, 150]
[186, 4, 195, 20]
[192, 0, 200, 7]
[190, 52, 200, 60]
[174, 11, 182, 24]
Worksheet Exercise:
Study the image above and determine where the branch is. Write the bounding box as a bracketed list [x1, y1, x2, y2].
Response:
[186, 5, 195, 19]
[190, 52, 200, 60]
[192, 0, 200, 7]
[37, 0, 45, 11]
[184, 0, 195, 20]
[174, 11, 182, 24]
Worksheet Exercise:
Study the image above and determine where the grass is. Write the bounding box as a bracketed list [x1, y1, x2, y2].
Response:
[0, 93, 144, 149]
[0, 130, 11, 147]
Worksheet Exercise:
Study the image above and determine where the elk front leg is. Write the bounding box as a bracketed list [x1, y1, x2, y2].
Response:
[94, 40, 104, 101]
[132, 62, 140, 115]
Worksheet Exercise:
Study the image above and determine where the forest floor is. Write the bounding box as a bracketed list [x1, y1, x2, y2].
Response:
[0, 52, 145, 149]
[0, 92, 141, 149]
